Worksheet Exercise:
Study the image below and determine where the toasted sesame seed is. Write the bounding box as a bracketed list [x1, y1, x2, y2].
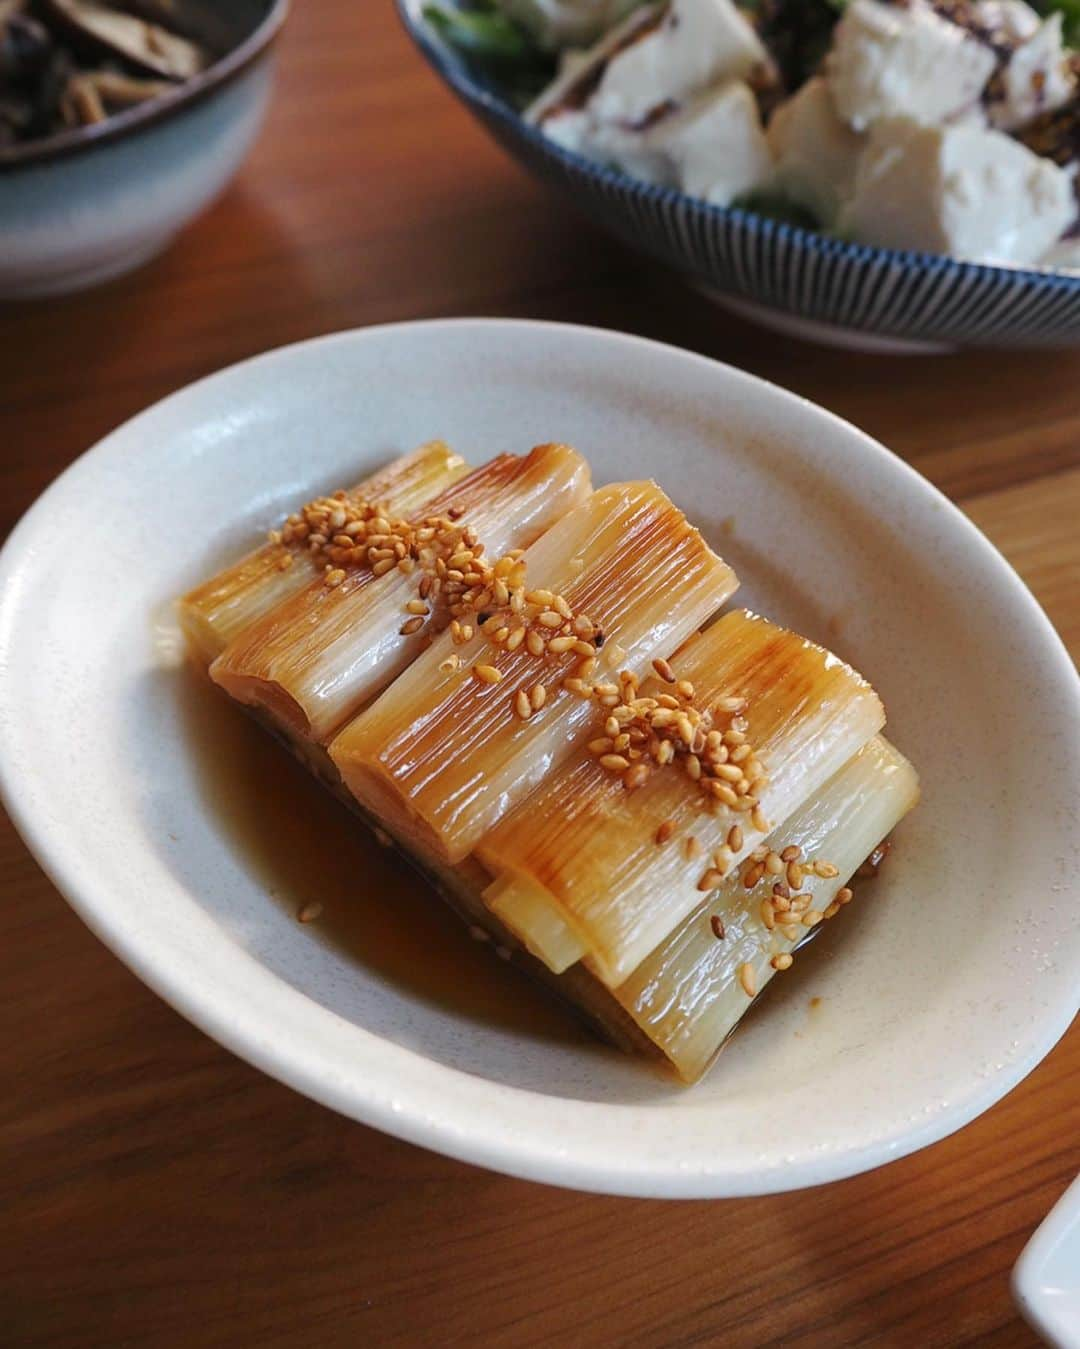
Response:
[514, 689, 532, 720]
[780, 922, 801, 941]
[780, 846, 801, 863]
[547, 635, 575, 654]
[505, 626, 526, 651]
[714, 762, 743, 782]
[655, 820, 675, 845]
[760, 897, 776, 929]
[525, 589, 554, 606]
[526, 630, 546, 657]
[739, 963, 756, 998]
[711, 915, 726, 940]
[624, 762, 650, 790]
[683, 835, 702, 861]
[405, 598, 428, 615]
[836, 887, 854, 905]
[572, 639, 596, 659]
[764, 851, 784, 875]
[685, 755, 702, 781]
[823, 901, 841, 920]
[675, 679, 694, 699]
[562, 677, 591, 697]
[709, 843, 731, 871]
[326, 568, 347, 588]
[771, 953, 793, 971]
[588, 737, 613, 755]
[530, 683, 547, 711]
[460, 624, 474, 643]
[576, 656, 597, 679]
[727, 824, 743, 852]
[399, 616, 425, 635]
[698, 868, 724, 891]
[802, 909, 823, 927]
[474, 664, 502, 685]
[751, 807, 769, 833]
[786, 861, 805, 889]
[372, 557, 395, 577]
[652, 657, 676, 683]
[554, 595, 573, 619]
[538, 610, 563, 628]
[751, 845, 769, 861]
[742, 861, 765, 889]
[599, 754, 630, 772]
[813, 860, 840, 879]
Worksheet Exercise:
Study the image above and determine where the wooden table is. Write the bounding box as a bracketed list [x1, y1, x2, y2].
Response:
[3, 5, 1078, 1346]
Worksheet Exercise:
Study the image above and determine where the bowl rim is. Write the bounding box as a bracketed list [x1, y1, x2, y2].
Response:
[395, 0, 1080, 297]
[0, 316, 1077, 1198]
[0, 0, 289, 174]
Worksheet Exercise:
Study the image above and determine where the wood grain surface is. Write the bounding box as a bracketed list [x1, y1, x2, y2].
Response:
[2, 4, 1078, 1346]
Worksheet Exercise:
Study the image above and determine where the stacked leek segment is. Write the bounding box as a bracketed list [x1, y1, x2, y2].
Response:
[179, 442, 918, 1084]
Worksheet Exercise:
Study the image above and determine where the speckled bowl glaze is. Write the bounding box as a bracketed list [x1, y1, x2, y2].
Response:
[0, 0, 287, 299]
[0, 319, 1076, 1197]
[396, 0, 1080, 350]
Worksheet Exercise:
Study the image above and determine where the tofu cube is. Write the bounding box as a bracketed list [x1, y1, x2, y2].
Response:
[826, 0, 997, 130]
[844, 117, 1078, 265]
[650, 79, 773, 204]
[1039, 235, 1080, 271]
[587, 0, 772, 126]
[987, 13, 1077, 131]
[767, 77, 864, 225]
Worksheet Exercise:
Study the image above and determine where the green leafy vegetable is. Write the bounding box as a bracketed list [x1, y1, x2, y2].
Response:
[732, 188, 821, 230]
[423, 1, 536, 62]
[422, 1, 556, 104]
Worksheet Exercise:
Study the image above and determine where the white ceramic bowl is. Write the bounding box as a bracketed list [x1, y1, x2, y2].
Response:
[0, 319, 1076, 1197]
[0, 0, 287, 300]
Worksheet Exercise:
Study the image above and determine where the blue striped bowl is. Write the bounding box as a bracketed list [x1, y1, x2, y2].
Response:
[397, 0, 1080, 349]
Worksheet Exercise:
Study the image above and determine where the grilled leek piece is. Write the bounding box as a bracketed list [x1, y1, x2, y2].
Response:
[613, 736, 920, 1082]
[330, 481, 739, 866]
[480, 610, 885, 987]
[210, 444, 591, 744]
[178, 441, 468, 666]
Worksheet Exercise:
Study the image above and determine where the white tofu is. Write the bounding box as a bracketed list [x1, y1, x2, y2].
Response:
[529, 0, 775, 187]
[527, 3, 664, 125]
[973, 0, 1040, 45]
[987, 13, 1077, 131]
[1039, 235, 1080, 270]
[844, 117, 1078, 265]
[531, 0, 772, 132]
[500, 0, 638, 51]
[767, 76, 864, 225]
[825, 0, 997, 131]
[650, 79, 772, 204]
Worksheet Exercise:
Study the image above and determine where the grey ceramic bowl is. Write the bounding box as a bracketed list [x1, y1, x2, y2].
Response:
[0, 0, 288, 299]
[397, 0, 1080, 351]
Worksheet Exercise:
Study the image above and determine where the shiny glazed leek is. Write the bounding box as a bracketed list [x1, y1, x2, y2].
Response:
[480, 609, 886, 986]
[209, 443, 591, 743]
[330, 480, 739, 865]
[178, 441, 468, 666]
[614, 736, 920, 1082]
